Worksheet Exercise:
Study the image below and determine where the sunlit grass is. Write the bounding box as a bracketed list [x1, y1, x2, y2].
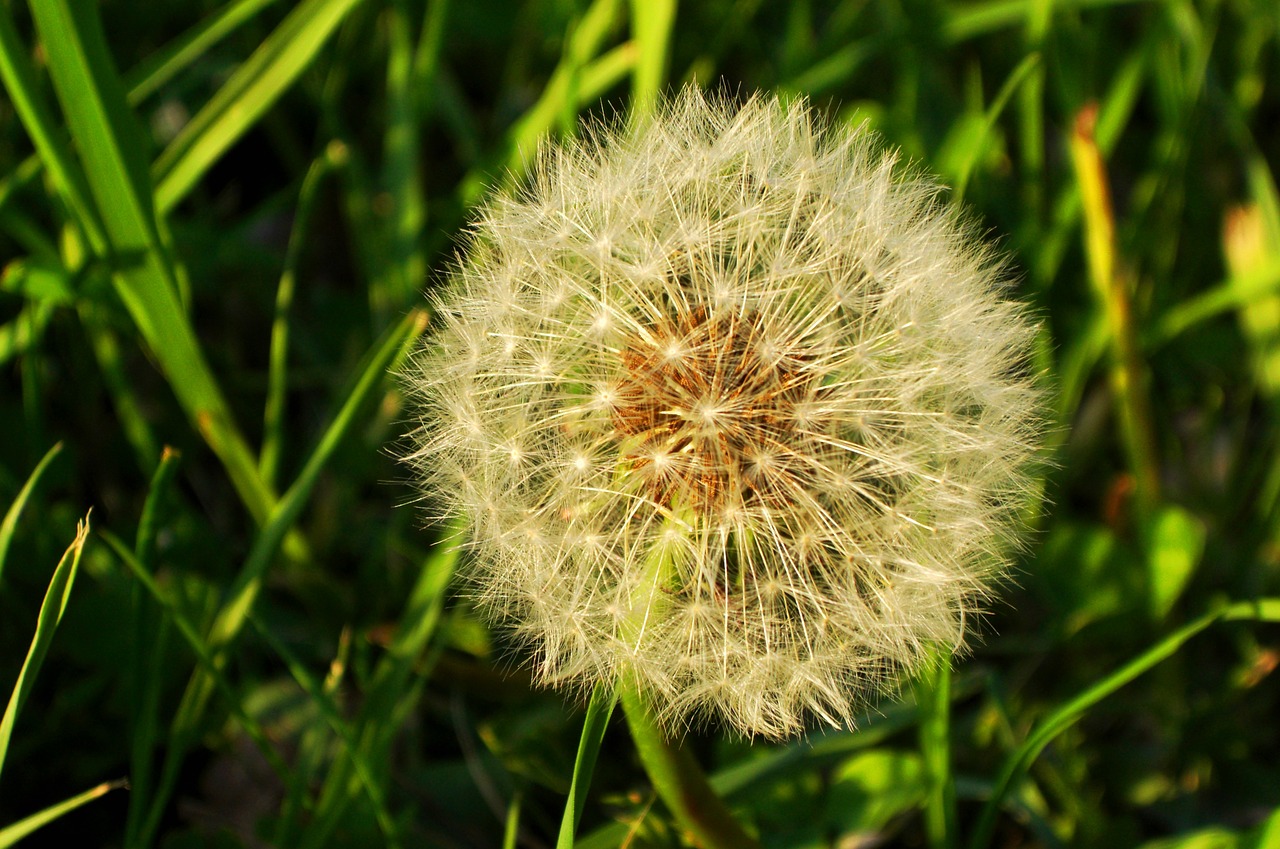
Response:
[1, 0, 1278, 847]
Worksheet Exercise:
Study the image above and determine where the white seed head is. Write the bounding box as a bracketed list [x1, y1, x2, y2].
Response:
[402, 87, 1045, 739]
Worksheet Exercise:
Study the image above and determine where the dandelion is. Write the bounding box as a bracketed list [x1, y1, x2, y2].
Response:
[402, 86, 1044, 739]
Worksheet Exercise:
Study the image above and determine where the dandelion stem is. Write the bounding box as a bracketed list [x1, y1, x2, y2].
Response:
[618, 680, 762, 849]
[916, 648, 958, 849]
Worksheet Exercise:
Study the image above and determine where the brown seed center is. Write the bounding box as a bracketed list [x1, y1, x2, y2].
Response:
[612, 306, 820, 512]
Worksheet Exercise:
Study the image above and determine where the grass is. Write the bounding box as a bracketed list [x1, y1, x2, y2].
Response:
[1, 0, 1278, 846]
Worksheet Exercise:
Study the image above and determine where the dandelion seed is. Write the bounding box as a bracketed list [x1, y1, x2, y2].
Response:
[402, 86, 1045, 739]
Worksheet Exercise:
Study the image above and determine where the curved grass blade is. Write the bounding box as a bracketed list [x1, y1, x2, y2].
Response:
[557, 683, 617, 849]
[297, 527, 461, 849]
[145, 308, 427, 847]
[152, 0, 367, 214]
[0, 514, 89, 781]
[28, 0, 277, 523]
[0, 443, 62, 586]
[123, 0, 281, 105]
[0, 779, 127, 849]
[952, 51, 1040, 202]
[261, 149, 343, 488]
[0, 7, 106, 251]
[458, 0, 630, 206]
[124, 447, 181, 847]
[968, 598, 1280, 849]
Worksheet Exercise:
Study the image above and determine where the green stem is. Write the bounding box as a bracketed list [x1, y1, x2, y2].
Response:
[619, 680, 761, 849]
[916, 649, 957, 849]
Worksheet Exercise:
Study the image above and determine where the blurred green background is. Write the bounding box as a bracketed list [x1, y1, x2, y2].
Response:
[1, 0, 1278, 847]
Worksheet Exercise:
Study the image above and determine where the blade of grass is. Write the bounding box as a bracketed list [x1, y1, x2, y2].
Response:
[3, 0, 285, 220]
[152, 0, 367, 214]
[248, 613, 401, 847]
[967, 598, 1280, 849]
[145, 308, 427, 846]
[77, 301, 162, 472]
[0, 7, 106, 252]
[952, 52, 1040, 203]
[1016, 0, 1052, 223]
[1146, 258, 1280, 348]
[261, 146, 344, 488]
[0, 442, 62, 586]
[458, 0, 629, 206]
[0, 153, 41, 212]
[1032, 44, 1145, 287]
[372, 0, 431, 321]
[943, 0, 1156, 43]
[29, 0, 280, 522]
[1069, 102, 1161, 518]
[411, 0, 451, 113]
[0, 513, 89, 782]
[218, 308, 427, 657]
[298, 529, 461, 849]
[0, 780, 127, 849]
[556, 682, 617, 849]
[503, 792, 523, 849]
[124, 447, 181, 848]
[0, 305, 53, 369]
[630, 0, 677, 125]
[123, 0, 281, 105]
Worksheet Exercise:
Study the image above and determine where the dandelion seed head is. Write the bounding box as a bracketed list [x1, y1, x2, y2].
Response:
[402, 86, 1045, 739]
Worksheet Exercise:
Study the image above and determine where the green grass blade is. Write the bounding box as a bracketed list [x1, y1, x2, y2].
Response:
[5, 0, 282, 226]
[503, 792, 523, 849]
[458, 0, 629, 206]
[630, 0, 677, 124]
[101, 530, 290, 849]
[1146, 259, 1280, 348]
[943, 0, 1155, 43]
[29, 0, 278, 523]
[952, 52, 1040, 202]
[123, 0, 281, 105]
[0, 779, 126, 849]
[124, 447, 181, 847]
[247, 614, 401, 847]
[146, 309, 427, 845]
[0, 3, 104, 249]
[299, 528, 461, 849]
[556, 682, 617, 849]
[219, 308, 428, 655]
[261, 149, 343, 487]
[0, 305, 53, 369]
[77, 301, 162, 472]
[968, 598, 1280, 849]
[152, 0, 367, 214]
[0, 442, 62, 586]
[0, 513, 90, 782]
[372, 0, 430, 320]
[0, 7, 106, 251]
